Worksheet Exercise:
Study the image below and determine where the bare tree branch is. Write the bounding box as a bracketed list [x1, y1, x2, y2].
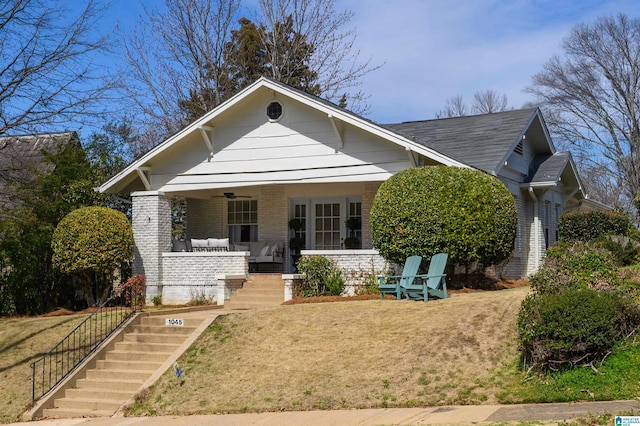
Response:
[122, 0, 240, 146]
[436, 95, 468, 118]
[0, 0, 120, 135]
[473, 90, 509, 114]
[527, 13, 640, 217]
[257, 0, 381, 114]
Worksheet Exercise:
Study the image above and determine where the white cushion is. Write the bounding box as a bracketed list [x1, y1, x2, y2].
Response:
[259, 245, 270, 256]
[208, 238, 229, 249]
[191, 238, 208, 248]
[249, 241, 266, 256]
[269, 243, 280, 256]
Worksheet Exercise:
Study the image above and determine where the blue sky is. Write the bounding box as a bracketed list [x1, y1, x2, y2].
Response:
[104, 0, 640, 124]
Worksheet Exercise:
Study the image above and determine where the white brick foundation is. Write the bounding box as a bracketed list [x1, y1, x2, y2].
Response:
[161, 252, 248, 304]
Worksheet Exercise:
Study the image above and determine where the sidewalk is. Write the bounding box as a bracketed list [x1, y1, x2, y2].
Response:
[9, 400, 640, 425]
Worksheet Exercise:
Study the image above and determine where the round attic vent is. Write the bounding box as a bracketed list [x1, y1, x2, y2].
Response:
[266, 101, 283, 121]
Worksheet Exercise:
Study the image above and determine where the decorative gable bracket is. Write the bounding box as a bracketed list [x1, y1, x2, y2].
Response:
[199, 125, 214, 159]
[328, 114, 343, 152]
[136, 167, 151, 191]
[406, 147, 417, 167]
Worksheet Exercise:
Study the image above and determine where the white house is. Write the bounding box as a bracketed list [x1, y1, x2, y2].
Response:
[99, 77, 600, 304]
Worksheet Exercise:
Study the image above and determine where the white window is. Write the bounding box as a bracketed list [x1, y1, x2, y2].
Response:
[228, 199, 257, 243]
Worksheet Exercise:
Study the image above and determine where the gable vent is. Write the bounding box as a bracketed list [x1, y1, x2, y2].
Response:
[514, 140, 524, 155]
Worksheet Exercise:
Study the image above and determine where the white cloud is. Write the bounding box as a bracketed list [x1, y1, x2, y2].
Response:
[342, 0, 640, 123]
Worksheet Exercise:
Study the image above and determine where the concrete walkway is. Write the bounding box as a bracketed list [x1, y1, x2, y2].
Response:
[9, 400, 640, 425]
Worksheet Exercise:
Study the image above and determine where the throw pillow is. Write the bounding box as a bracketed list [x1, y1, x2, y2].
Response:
[259, 245, 270, 256]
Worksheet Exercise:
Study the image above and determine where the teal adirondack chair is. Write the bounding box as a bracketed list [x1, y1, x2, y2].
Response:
[378, 255, 422, 300]
[402, 253, 449, 302]
[378, 256, 422, 300]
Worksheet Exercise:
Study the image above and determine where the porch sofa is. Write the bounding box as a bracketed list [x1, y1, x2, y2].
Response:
[172, 238, 284, 272]
[233, 241, 284, 272]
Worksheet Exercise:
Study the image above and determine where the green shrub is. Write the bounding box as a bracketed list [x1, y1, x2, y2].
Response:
[370, 166, 516, 268]
[296, 255, 345, 297]
[559, 211, 633, 243]
[52, 206, 134, 274]
[52, 207, 134, 305]
[518, 289, 640, 370]
[529, 242, 619, 296]
[596, 235, 640, 266]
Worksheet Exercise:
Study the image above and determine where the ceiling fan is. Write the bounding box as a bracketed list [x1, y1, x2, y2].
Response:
[213, 192, 252, 199]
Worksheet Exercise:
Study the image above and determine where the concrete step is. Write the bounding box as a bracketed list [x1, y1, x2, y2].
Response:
[114, 341, 180, 353]
[95, 359, 163, 371]
[75, 378, 143, 392]
[245, 274, 285, 289]
[230, 291, 283, 302]
[105, 350, 171, 362]
[64, 388, 132, 401]
[130, 324, 198, 335]
[123, 333, 187, 344]
[85, 368, 152, 381]
[54, 397, 123, 411]
[42, 407, 114, 419]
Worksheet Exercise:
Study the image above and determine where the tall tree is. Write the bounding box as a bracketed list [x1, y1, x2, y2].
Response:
[0, 0, 118, 135]
[257, 0, 377, 113]
[527, 14, 640, 216]
[124, 0, 241, 140]
[124, 0, 378, 147]
[0, 143, 102, 315]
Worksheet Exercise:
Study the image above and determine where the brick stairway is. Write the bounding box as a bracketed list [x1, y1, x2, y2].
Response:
[224, 273, 285, 310]
[41, 311, 213, 419]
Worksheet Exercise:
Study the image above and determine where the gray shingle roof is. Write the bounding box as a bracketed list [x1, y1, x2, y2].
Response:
[384, 108, 539, 173]
[0, 132, 79, 211]
[527, 152, 570, 184]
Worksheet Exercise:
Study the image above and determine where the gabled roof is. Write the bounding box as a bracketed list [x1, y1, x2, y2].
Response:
[384, 108, 547, 174]
[99, 77, 467, 194]
[526, 152, 571, 184]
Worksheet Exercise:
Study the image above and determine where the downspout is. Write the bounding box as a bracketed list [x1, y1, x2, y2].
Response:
[528, 187, 540, 270]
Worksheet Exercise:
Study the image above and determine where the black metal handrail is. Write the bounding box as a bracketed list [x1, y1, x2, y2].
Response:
[30, 289, 142, 401]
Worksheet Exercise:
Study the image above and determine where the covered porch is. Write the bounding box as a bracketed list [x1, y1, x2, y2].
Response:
[132, 182, 389, 305]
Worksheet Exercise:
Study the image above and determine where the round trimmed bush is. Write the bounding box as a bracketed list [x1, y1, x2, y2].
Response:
[370, 166, 517, 267]
[52, 206, 134, 274]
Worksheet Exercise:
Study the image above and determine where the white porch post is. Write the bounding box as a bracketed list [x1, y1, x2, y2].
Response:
[132, 191, 172, 304]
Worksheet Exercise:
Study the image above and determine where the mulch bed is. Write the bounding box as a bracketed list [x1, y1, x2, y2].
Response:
[283, 279, 530, 305]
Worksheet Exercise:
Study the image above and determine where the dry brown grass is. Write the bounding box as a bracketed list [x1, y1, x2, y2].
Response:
[126, 286, 530, 416]
[0, 313, 87, 423]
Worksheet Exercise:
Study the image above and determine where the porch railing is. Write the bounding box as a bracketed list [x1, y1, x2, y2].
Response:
[30, 290, 142, 401]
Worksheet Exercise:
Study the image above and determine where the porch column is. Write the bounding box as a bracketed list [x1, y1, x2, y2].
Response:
[361, 182, 381, 249]
[132, 191, 172, 304]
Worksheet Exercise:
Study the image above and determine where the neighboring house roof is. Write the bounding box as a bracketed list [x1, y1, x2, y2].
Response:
[0, 131, 80, 212]
[384, 108, 546, 175]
